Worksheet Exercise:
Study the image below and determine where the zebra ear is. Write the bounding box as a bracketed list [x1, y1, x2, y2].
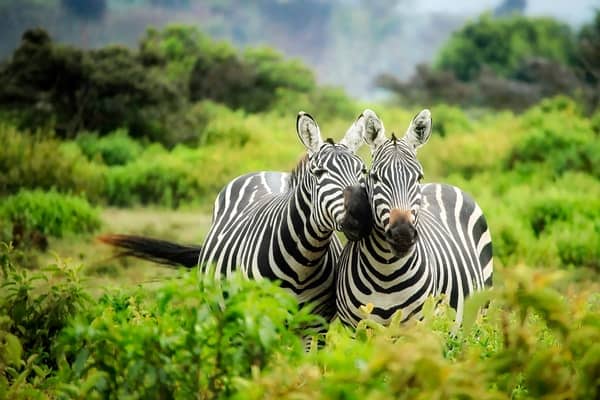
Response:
[361, 109, 386, 153]
[339, 112, 366, 153]
[405, 109, 432, 151]
[297, 111, 323, 154]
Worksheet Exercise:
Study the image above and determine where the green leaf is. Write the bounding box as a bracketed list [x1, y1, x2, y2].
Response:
[462, 289, 495, 333]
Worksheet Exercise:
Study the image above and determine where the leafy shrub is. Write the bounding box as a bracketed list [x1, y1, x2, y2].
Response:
[435, 14, 576, 81]
[239, 266, 600, 400]
[0, 190, 101, 240]
[506, 97, 600, 178]
[271, 86, 357, 121]
[0, 124, 105, 200]
[103, 152, 203, 208]
[0, 29, 179, 139]
[553, 218, 600, 270]
[76, 129, 143, 166]
[0, 244, 91, 396]
[54, 272, 320, 399]
[431, 104, 474, 137]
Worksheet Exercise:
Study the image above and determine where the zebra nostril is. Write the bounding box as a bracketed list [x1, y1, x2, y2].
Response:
[385, 221, 417, 256]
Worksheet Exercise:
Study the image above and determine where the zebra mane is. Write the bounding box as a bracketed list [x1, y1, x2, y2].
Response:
[325, 138, 335, 145]
[289, 153, 309, 188]
[391, 132, 398, 143]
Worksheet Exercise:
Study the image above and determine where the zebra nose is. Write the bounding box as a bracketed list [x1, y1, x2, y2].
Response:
[385, 221, 417, 256]
[388, 208, 414, 226]
[340, 184, 373, 241]
[386, 209, 417, 256]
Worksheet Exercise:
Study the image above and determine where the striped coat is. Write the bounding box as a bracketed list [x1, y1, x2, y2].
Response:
[336, 109, 493, 327]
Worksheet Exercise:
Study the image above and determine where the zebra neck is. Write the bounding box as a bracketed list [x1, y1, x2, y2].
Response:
[366, 228, 421, 274]
[272, 180, 334, 266]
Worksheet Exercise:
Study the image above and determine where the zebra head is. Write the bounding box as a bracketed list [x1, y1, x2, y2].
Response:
[296, 111, 369, 239]
[362, 109, 432, 257]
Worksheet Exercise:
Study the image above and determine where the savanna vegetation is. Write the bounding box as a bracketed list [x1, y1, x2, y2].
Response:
[1, 9, 599, 399]
[377, 12, 600, 112]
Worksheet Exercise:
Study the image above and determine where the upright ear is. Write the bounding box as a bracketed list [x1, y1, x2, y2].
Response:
[405, 109, 432, 151]
[361, 109, 386, 153]
[339, 112, 366, 153]
[297, 111, 323, 154]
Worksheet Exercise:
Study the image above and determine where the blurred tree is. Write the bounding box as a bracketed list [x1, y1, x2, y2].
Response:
[435, 14, 576, 81]
[188, 45, 316, 113]
[376, 12, 600, 112]
[189, 52, 256, 110]
[494, 0, 526, 17]
[375, 65, 473, 107]
[0, 29, 178, 139]
[577, 10, 600, 82]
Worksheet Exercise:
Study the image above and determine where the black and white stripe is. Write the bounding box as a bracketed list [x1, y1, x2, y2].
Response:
[195, 112, 368, 320]
[336, 109, 493, 327]
[100, 113, 368, 321]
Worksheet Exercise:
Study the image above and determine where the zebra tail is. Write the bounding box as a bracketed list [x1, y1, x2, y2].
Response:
[98, 234, 201, 268]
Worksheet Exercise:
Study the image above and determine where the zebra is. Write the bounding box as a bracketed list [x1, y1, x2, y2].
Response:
[336, 109, 493, 328]
[100, 111, 371, 321]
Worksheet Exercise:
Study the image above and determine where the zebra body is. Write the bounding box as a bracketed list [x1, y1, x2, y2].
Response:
[100, 112, 368, 321]
[197, 113, 370, 320]
[336, 110, 493, 327]
[199, 169, 343, 317]
[337, 182, 493, 327]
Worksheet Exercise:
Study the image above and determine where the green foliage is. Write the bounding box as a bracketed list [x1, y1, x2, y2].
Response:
[54, 272, 319, 399]
[0, 244, 91, 397]
[139, 25, 229, 87]
[103, 150, 206, 208]
[430, 103, 474, 137]
[436, 13, 576, 81]
[76, 129, 143, 166]
[506, 97, 600, 178]
[239, 266, 600, 399]
[271, 86, 357, 121]
[188, 45, 316, 113]
[0, 122, 105, 200]
[0, 190, 101, 239]
[0, 28, 179, 140]
[381, 12, 599, 111]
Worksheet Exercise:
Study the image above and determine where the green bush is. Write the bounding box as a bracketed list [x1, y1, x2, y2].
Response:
[553, 218, 600, 270]
[76, 129, 143, 166]
[506, 97, 600, 178]
[430, 104, 474, 137]
[1, 248, 600, 399]
[0, 244, 91, 396]
[54, 272, 320, 400]
[0, 190, 101, 239]
[103, 152, 203, 208]
[0, 124, 105, 200]
[271, 86, 358, 121]
[0, 29, 179, 139]
[239, 267, 600, 399]
[436, 14, 576, 81]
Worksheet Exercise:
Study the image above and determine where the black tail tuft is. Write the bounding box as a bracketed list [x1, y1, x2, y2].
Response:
[98, 234, 202, 268]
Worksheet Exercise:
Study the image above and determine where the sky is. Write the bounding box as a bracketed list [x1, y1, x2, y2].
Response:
[413, 0, 598, 25]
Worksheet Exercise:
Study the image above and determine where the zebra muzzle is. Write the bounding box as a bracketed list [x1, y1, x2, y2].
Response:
[385, 217, 417, 257]
[340, 184, 373, 241]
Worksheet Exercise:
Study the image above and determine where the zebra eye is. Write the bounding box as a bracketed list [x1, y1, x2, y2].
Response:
[312, 167, 327, 177]
[370, 172, 379, 182]
[361, 167, 368, 175]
